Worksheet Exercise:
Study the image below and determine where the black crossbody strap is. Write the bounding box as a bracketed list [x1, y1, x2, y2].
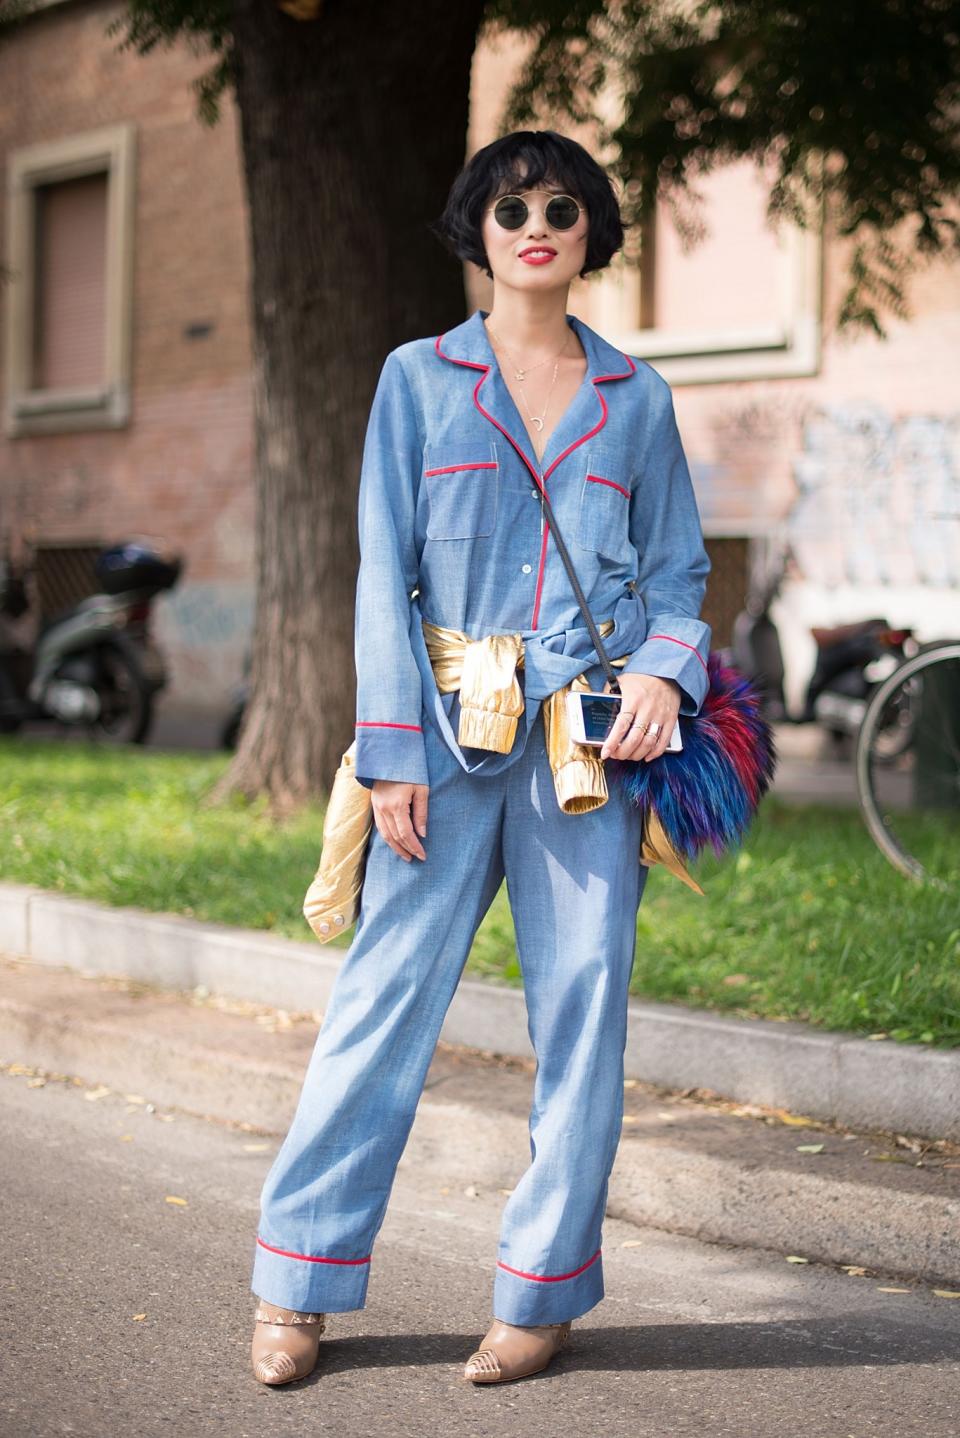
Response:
[537, 481, 622, 693]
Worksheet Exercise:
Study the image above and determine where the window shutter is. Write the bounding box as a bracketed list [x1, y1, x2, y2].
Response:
[33, 171, 108, 390]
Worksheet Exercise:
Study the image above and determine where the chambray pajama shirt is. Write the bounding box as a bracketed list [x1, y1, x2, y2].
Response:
[251, 307, 711, 1324]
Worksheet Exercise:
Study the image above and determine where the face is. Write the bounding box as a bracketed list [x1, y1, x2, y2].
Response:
[480, 174, 589, 291]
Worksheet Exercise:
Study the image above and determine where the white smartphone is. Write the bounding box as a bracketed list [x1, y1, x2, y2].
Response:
[566, 690, 683, 751]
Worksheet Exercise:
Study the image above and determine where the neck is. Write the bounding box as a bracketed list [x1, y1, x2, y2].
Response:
[483, 287, 573, 357]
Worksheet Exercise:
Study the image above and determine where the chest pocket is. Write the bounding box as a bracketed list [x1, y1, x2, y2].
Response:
[423, 441, 499, 539]
[575, 449, 633, 562]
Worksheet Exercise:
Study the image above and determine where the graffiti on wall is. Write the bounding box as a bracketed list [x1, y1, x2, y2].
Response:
[787, 403, 960, 589]
[154, 581, 253, 704]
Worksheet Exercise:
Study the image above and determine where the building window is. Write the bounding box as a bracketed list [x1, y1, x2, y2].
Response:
[593, 156, 823, 386]
[4, 122, 135, 436]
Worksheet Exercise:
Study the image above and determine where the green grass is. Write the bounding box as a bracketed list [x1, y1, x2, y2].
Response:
[2, 736, 958, 1047]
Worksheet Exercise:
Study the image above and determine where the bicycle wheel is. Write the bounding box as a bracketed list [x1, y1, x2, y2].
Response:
[855, 642, 960, 891]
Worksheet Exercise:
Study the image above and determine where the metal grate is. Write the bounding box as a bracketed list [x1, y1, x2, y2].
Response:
[702, 537, 749, 650]
[33, 542, 102, 625]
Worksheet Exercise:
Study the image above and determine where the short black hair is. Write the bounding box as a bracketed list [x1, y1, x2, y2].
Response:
[429, 129, 624, 280]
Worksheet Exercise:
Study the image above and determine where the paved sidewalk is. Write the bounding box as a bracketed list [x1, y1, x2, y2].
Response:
[768, 721, 860, 806]
[3, 878, 958, 1141]
[3, 955, 958, 1290]
[6, 1062, 960, 1438]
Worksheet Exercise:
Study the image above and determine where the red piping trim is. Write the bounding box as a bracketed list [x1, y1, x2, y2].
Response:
[586, 473, 630, 499]
[256, 1237, 371, 1266]
[424, 461, 497, 475]
[647, 634, 710, 675]
[496, 1247, 601, 1283]
[433, 331, 635, 630]
[356, 721, 423, 732]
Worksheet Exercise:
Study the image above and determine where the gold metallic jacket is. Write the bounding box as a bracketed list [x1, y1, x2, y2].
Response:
[421, 619, 701, 894]
[304, 619, 702, 941]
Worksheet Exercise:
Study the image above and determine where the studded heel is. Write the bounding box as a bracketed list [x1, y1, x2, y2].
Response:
[463, 1318, 572, 1383]
[250, 1299, 327, 1385]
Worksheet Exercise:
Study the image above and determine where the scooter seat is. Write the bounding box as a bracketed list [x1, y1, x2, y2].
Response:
[810, 617, 887, 647]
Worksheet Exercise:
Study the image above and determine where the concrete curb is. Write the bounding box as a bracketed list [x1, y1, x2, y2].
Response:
[2, 879, 958, 1140]
[2, 968, 958, 1289]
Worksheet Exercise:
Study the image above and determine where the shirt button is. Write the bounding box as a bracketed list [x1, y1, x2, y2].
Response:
[521, 563, 532, 574]
[530, 488, 539, 498]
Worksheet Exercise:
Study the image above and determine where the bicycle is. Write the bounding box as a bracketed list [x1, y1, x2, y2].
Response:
[855, 639, 960, 892]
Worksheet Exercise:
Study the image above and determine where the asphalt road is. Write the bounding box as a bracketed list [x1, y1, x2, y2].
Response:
[2, 1064, 959, 1438]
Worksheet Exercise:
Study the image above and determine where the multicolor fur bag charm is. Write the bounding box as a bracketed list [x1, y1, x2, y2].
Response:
[605, 653, 777, 876]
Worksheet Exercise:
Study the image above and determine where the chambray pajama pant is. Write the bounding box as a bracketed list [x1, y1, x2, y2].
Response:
[250, 700, 648, 1325]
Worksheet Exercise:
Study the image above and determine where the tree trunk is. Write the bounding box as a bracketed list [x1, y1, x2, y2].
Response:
[215, 0, 485, 813]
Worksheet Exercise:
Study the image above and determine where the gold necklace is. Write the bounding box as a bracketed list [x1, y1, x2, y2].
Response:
[484, 320, 571, 381]
[486, 324, 571, 450]
[487, 324, 573, 521]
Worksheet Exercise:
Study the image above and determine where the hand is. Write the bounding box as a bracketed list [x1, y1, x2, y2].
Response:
[371, 780, 429, 861]
[599, 674, 681, 763]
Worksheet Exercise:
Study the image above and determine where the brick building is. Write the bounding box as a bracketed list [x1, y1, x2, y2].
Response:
[2, 1, 958, 733]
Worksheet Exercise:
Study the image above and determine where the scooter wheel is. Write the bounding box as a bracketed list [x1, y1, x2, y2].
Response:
[88, 644, 153, 744]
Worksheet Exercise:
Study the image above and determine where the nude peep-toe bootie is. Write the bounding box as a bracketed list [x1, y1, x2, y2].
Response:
[251, 1298, 327, 1385]
[463, 1317, 572, 1383]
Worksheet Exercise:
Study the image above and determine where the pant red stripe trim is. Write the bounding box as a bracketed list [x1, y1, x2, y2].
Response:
[257, 1237, 371, 1265]
[496, 1248, 601, 1283]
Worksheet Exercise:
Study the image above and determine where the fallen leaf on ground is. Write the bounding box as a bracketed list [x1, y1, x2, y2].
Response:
[84, 1085, 112, 1102]
[933, 1290, 960, 1299]
[777, 1113, 819, 1127]
[841, 1266, 869, 1277]
[132, 1313, 147, 1321]
[876, 1287, 911, 1294]
[243, 1143, 271, 1153]
[797, 1144, 825, 1154]
[26, 1078, 46, 1088]
[165, 1195, 188, 1206]
[785, 1255, 809, 1264]
[621, 1240, 643, 1248]
[118, 1134, 134, 1142]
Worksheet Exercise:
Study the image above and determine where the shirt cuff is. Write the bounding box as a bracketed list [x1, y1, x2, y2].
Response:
[354, 720, 429, 788]
[620, 627, 711, 716]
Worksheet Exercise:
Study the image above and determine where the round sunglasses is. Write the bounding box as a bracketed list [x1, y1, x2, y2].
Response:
[487, 190, 585, 232]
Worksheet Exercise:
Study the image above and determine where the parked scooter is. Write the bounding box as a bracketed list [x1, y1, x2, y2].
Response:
[728, 552, 912, 754]
[0, 540, 183, 744]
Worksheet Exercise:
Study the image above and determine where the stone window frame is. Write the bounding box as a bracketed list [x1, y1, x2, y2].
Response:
[598, 194, 824, 388]
[4, 121, 136, 437]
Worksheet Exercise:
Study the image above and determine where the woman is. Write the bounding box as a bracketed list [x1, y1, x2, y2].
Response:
[249, 129, 711, 1387]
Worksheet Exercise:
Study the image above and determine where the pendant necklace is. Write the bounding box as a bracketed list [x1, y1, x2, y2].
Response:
[486, 322, 572, 532]
[484, 321, 570, 381]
